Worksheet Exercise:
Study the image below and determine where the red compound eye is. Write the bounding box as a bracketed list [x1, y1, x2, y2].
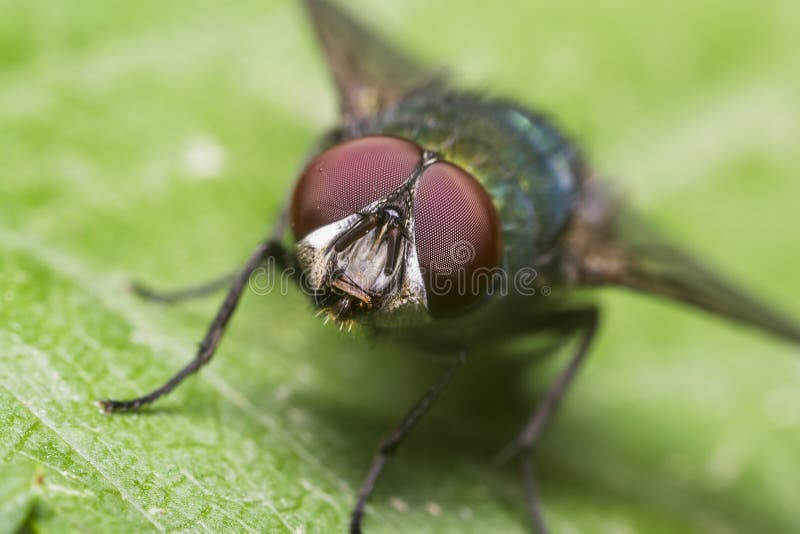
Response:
[414, 162, 503, 315]
[291, 136, 422, 239]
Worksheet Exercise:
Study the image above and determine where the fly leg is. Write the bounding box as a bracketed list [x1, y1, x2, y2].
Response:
[131, 204, 291, 304]
[494, 307, 600, 534]
[132, 272, 237, 304]
[97, 238, 293, 413]
[350, 352, 465, 534]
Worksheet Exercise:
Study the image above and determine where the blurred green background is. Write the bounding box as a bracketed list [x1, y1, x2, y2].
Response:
[1, 0, 799, 532]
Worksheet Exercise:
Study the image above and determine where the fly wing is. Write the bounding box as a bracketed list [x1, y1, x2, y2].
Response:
[574, 185, 800, 344]
[302, 0, 442, 124]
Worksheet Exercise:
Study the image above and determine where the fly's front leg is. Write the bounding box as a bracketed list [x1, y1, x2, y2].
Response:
[350, 352, 465, 534]
[495, 307, 600, 534]
[97, 238, 293, 413]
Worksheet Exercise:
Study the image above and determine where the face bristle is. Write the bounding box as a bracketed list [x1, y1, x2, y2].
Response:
[315, 305, 357, 332]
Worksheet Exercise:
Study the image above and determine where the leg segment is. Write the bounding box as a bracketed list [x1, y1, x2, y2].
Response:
[350, 352, 465, 534]
[97, 239, 290, 413]
[131, 272, 236, 304]
[495, 307, 600, 533]
[520, 454, 547, 534]
[130, 206, 291, 304]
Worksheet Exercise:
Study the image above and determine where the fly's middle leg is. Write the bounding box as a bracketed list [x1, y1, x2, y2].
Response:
[130, 203, 292, 305]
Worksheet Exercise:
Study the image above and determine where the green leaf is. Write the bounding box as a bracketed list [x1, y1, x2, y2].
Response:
[1, 0, 799, 532]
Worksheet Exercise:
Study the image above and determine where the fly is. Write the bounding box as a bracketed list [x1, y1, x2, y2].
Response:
[97, 1, 800, 532]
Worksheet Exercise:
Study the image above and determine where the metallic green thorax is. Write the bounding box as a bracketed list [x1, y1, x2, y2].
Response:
[332, 89, 586, 273]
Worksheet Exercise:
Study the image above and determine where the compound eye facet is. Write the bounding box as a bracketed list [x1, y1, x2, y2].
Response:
[291, 136, 422, 240]
[413, 162, 503, 315]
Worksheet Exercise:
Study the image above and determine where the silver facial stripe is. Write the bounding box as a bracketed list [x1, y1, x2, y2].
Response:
[295, 151, 439, 323]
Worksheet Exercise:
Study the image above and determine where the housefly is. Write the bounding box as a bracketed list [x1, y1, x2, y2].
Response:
[98, 1, 800, 532]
